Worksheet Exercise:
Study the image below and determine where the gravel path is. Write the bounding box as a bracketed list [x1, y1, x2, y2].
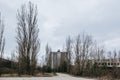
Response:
[0, 73, 95, 80]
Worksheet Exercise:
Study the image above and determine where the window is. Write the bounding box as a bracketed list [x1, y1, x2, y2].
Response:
[99, 63, 101, 65]
[114, 63, 116, 65]
[102, 63, 104, 65]
[117, 63, 119, 65]
[105, 63, 107, 65]
[111, 63, 113, 65]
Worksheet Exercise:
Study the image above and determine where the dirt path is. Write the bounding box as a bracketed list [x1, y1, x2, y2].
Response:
[0, 73, 95, 80]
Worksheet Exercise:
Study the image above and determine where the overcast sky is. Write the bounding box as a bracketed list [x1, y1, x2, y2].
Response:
[0, 0, 120, 58]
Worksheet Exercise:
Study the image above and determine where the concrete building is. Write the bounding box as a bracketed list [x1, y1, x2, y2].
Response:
[49, 50, 68, 70]
[94, 58, 120, 67]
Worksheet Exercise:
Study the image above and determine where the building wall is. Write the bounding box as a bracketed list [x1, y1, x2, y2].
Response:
[50, 51, 68, 70]
[94, 58, 120, 67]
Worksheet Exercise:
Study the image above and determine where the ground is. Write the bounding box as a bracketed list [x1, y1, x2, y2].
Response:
[0, 73, 95, 80]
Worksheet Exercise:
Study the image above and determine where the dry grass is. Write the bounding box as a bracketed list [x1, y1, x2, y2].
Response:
[1, 73, 56, 77]
[97, 75, 113, 80]
[1, 74, 18, 77]
[35, 73, 57, 77]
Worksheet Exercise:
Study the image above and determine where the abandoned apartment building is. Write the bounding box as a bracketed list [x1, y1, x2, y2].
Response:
[94, 58, 120, 67]
[47, 50, 68, 71]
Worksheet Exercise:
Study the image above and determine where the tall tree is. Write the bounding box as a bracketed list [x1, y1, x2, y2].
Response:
[0, 12, 5, 58]
[74, 33, 94, 75]
[74, 34, 81, 75]
[45, 43, 51, 67]
[0, 12, 5, 76]
[16, 2, 40, 75]
[66, 36, 72, 73]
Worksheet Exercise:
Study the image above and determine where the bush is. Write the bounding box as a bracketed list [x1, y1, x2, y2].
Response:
[46, 67, 53, 73]
[41, 66, 53, 73]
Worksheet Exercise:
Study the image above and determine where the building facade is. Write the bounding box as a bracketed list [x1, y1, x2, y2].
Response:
[94, 58, 120, 67]
[49, 50, 68, 70]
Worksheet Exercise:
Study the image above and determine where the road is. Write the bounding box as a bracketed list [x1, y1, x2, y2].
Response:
[0, 73, 95, 80]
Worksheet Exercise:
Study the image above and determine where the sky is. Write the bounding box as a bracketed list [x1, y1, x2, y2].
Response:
[0, 0, 120, 59]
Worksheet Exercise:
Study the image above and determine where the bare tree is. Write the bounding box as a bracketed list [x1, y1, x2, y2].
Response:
[45, 43, 51, 67]
[91, 44, 105, 77]
[16, 2, 40, 75]
[66, 36, 72, 73]
[108, 51, 112, 60]
[0, 12, 5, 59]
[74, 34, 81, 75]
[118, 51, 120, 61]
[74, 33, 95, 75]
[112, 50, 118, 78]
[113, 50, 117, 60]
[0, 12, 5, 76]
[10, 51, 16, 74]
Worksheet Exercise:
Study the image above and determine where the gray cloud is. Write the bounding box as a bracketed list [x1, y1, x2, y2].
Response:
[0, 0, 120, 58]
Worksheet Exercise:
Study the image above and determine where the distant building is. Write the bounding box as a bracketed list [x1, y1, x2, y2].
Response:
[94, 58, 120, 67]
[0, 58, 14, 68]
[0, 58, 17, 73]
[49, 50, 68, 70]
